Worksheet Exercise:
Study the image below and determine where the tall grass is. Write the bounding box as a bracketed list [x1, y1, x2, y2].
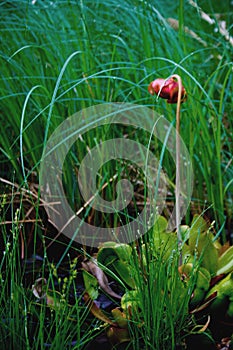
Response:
[0, 194, 100, 349]
[127, 237, 192, 350]
[1, 0, 232, 233]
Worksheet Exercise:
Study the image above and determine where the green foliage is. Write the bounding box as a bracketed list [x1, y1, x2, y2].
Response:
[97, 242, 135, 288]
[0, 200, 98, 350]
[206, 272, 233, 319]
[217, 246, 233, 275]
[82, 269, 99, 300]
[0, 0, 232, 233]
[83, 215, 233, 348]
[188, 215, 218, 276]
[86, 216, 193, 349]
[1, 0, 233, 348]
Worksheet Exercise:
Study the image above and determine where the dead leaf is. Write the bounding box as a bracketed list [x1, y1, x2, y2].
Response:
[82, 258, 122, 299]
[107, 326, 130, 345]
[199, 315, 211, 332]
[83, 293, 117, 326]
[190, 291, 217, 314]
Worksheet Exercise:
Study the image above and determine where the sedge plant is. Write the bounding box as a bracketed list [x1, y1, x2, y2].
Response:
[0, 195, 99, 350]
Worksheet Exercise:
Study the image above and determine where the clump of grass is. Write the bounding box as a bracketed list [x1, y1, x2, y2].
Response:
[0, 195, 99, 350]
[128, 240, 192, 350]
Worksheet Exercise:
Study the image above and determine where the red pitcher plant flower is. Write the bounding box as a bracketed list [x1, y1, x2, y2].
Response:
[148, 74, 187, 264]
[148, 77, 187, 104]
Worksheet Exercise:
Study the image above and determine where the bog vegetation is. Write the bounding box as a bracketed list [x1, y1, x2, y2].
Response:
[0, 1, 232, 349]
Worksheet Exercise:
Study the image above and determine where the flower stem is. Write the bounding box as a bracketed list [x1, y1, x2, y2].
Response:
[171, 74, 183, 264]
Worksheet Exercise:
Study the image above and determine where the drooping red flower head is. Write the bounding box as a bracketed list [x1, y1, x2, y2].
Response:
[148, 77, 187, 104]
